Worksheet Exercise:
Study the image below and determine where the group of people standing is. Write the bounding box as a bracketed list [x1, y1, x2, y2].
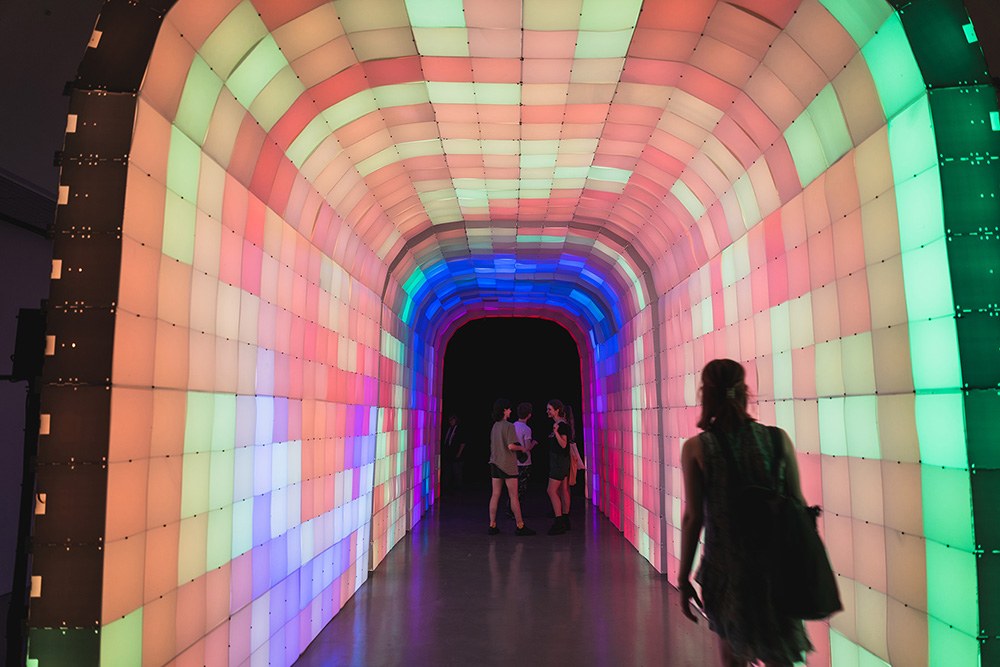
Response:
[442, 357, 825, 665]
[486, 398, 582, 536]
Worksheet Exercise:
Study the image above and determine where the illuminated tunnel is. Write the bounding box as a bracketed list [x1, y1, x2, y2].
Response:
[32, 0, 997, 664]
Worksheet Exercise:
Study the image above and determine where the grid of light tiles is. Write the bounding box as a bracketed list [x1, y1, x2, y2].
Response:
[30, 0, 996, 665]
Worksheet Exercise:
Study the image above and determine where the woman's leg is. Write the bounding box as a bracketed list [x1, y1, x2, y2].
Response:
[559, 476, 570, 514]
[489, 478, 503, 525]
[547, 478, 563, 517]
[505, 477, 524, 526]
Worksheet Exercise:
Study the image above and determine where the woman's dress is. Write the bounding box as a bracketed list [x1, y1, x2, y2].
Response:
[695, 420, 814, 664]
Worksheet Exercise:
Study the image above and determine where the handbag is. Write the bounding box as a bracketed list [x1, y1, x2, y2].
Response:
[719, 425, 843, 620]
[570, 441, 586, 470]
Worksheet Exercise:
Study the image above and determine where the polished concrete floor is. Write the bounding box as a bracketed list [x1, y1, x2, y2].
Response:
[295, 481, 718, 667]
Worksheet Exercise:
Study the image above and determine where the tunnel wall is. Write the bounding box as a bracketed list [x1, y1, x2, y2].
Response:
[27, 1, 997, 666]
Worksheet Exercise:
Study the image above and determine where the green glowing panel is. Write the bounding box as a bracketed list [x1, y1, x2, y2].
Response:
[818, 397, 848, 456]
[404, 0, 466, 28]
[579, 0, 642, 31]
[862, 14, 925, 120]
[232, 497, 253, 557]
[908, 317, 962, 390]
[928, 616, 982, 667]
[413, 27, 471, 56]
[588, 165, 632, 184]
[397, 140, 443, 160]
[472, 82, 522, 105]
[208, 449, 235, 509]
[894, 168, 944, 252]
[211, 393, 236, 451]
[574, 30, 634, 59]
[285, 116, 330, 167]
[819, 0, 892, 47]
[162, 191, 196, 264]
[963, 22, 978, 44]
[925, 539, 980, 636]
[521, 154, 557, 169]
[226, 36, 288, 108]
[772, 352, 793, 400]
[915, 392, 968, 468]
[733, 174, 760, 230]
[206, 504, 234, 571]
[900, 240, 954, 321]
[888, 95, 937, 189]
[555, 166, 589, 180]
[809, 84, 853, 165]
[181, 452, 210, 518]
[322, 91, 377, 131]
[100, 608, 142, 666]
[844, 396, 880, 459]
[374, 82, 431, 108]
[922, 467, 975, 550]
[184, 391, 214, 453]
[167, 126, 201, 202]
[175, 56, 224, 145]
[250, 68, 303, 131]
[199, 1, 268, 79]
[829, 628, 891, 666]
[358, 147, 400, 177]
[784, 112, 827, 188]
[669, 180, 705, 221]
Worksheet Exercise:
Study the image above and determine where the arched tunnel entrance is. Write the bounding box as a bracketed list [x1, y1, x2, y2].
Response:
[440, 317, 584, 498]
[19, 0, 999, 665]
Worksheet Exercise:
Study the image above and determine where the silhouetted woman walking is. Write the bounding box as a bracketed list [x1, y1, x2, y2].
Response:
[677, 359, 813, 667]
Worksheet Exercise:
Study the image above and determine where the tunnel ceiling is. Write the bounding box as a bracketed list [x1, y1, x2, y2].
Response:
[145, 0, 882, 340]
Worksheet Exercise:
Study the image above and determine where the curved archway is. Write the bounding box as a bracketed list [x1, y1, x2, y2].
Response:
[33, 1, 996, 665]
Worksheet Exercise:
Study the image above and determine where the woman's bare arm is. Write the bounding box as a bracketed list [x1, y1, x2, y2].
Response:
[678, 435, 705, 583]
[780, 429, 807, 505]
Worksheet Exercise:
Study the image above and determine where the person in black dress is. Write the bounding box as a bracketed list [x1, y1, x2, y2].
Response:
[677, 359, 813, 666]
[545, 399, 572, 535]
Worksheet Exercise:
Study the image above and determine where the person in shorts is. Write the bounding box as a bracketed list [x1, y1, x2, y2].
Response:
[488, 398, 535, 536]
[545, 399, 572, 535]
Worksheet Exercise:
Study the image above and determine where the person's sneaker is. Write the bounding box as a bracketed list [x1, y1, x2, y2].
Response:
[515, 525, 536, 536]
[547, 519, 566, 535]
[488, 525, 500, 535]
[562, 515, 572, 531]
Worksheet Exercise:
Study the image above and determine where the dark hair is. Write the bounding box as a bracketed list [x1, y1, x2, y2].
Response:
[696, 358, 752, 433]
[565, 404, 576, 441]
[547, 399, 565, 418]
[517, 402, 532, 419]
[492, 398, 511, 422]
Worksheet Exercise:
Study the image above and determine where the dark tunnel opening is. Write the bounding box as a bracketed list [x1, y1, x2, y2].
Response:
[440, 318, 584, 502]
